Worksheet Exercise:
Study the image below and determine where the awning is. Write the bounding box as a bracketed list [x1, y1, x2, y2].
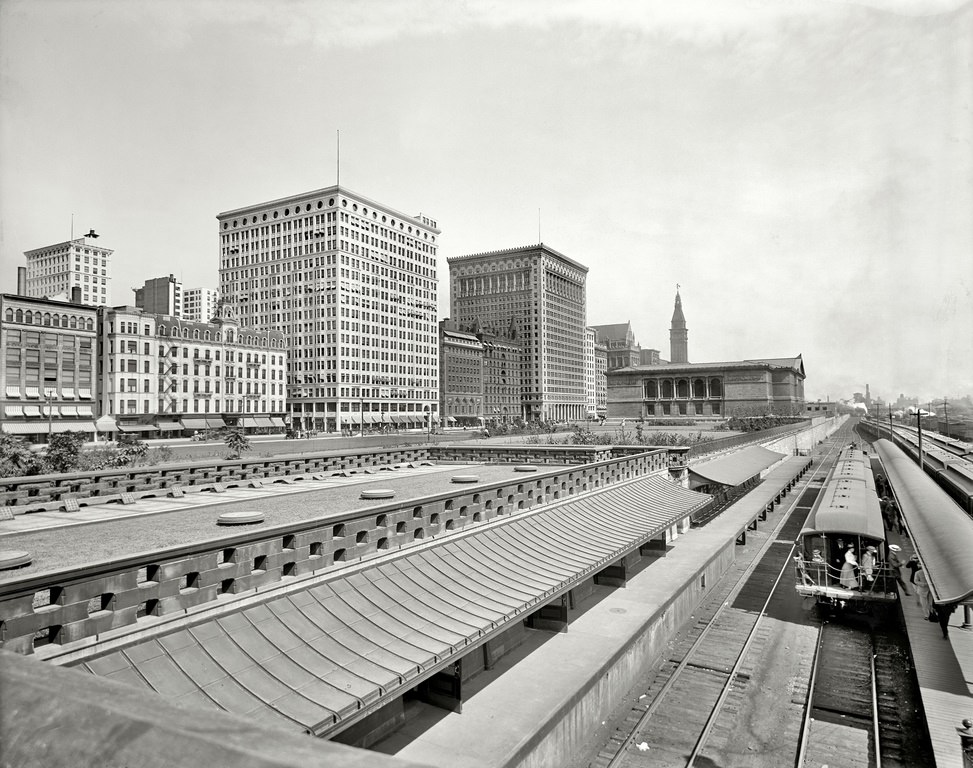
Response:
[117, 423, 157, 433]
[22, 406, 41, 417]
[256, 417, 275, 428]
[269, 417, 286, 428]
[78, 474, 711, 738]
[689, 445, 787, 487]
[4, 405, 24, 418]
[156, 421, 183, 431]
[240, 417, 260, 428]
[52, 421, 96, 433]
[447, 416, 457, 423]
[77, 406, 94, 417]
[5, 386, 21, 398]
[42, 406, 61, 418]
[62, 387, 76, 399]
[0, 422, 43, 434]
[181, 418, 209, 430]
[95, 416, 117, 432]
[60, 405, 79, 417]
[25, 386, 40, 399]
[206, 418, 227, 430]
[78, 388, 92, 399]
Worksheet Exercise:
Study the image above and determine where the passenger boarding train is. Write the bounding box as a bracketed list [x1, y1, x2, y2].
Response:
[795, 445, 898, 609]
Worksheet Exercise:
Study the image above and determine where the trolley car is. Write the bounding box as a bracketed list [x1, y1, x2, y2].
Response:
[794, 445, 898, 608]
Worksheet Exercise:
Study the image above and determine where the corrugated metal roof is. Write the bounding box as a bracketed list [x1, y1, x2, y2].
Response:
[875, 439, 973, 603]
[689, 445, 787, 486]
[78, 475, 710, 736]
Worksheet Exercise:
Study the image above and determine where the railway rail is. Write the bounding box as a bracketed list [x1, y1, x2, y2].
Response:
[587, 431, 849, 768]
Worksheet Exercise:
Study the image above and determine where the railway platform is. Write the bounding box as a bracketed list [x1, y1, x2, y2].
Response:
[886, 529, 973, 768]
[371, 455, 813, 768]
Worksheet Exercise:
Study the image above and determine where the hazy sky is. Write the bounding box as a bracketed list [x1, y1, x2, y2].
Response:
[1, 0, 970, 404]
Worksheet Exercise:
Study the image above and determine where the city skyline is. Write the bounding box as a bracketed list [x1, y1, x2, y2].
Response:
[1, 0, 970, 404]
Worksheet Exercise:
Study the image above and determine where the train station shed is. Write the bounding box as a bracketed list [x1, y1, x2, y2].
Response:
[688, 445, 786, 492]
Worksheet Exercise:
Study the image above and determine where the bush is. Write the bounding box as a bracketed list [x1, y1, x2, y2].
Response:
[43, 431, 87, 474]
[220, 428, 251, 459]
[0, 434, 43, 478]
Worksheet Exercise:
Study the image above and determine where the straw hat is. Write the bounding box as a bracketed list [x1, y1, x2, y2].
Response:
[889, 544, 901, 552]
[866, 545, 878, 553]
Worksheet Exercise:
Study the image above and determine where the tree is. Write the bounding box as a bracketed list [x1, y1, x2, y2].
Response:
[221, 428, 251, 459]
[43, 431, 87, 474]
[0, 434, 43, 478]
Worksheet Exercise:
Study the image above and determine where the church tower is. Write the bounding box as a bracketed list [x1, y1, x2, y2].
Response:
[669, 287, 688, 363]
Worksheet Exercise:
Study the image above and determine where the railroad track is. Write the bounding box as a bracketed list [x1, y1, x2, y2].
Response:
[588, 432, 851, 768]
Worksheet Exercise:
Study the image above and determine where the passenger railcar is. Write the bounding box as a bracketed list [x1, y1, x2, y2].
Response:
[794, 445, 898, 608]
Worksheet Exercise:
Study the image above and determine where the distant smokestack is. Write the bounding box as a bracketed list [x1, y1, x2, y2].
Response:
[71, 286, 82, 305]
[17, 267, 27, 296]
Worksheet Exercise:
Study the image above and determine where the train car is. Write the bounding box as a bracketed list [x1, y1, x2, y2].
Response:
[794, 445, 898, 609]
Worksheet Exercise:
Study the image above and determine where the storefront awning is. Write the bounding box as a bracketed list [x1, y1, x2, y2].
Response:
[256, 417, 275, 428]
[181, 418, 209, 430]
[206, 418, 227, 430]
[117, 423, 157, 433]
[0, 422, 43, 434]
[269, 417, 286, 428]
[52, 421, 96, 433]
[156, 421, 183, 431]
[241, 417, 260, 428]
[95, 416, 117, 432]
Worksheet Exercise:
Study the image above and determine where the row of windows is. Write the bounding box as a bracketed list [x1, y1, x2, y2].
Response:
[4, 308, 95, 330]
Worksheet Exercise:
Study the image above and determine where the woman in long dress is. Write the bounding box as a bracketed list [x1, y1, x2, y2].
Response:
[914, 562, 933, 619]
[840, 546, 859, 589]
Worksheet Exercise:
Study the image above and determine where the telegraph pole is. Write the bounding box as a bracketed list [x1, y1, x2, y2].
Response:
[916, 402, 924, 472]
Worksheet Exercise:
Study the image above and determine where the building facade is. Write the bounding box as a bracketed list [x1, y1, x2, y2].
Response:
[24, 236, 113, 307]
[584, 327, 596, 418]
[1, 294, 98, 440]
[448, 244, 588, 422]
[594, 337, 608, 418]
[217, 186, 440, 433]
[591, 322, 641, 371]
[439, 320, 484, 428]
[480, 323, 524, 425]
[182, 288, 219, 323]
[607, 356, 807, 418]
[135, 275, 182, 317]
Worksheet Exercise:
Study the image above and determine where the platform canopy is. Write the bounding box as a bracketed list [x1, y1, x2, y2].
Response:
[688, 445, 787, 487]
[77, 474, 712, 738]
[875, 439, 973, 604]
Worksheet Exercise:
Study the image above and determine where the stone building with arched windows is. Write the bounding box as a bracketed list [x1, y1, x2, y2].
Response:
[607, 356, 807, 418]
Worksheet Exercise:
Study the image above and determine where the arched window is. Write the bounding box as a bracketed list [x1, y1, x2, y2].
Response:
[644, 380, 658, 399]
[14, 309, 23, 323]
[182, 328, 189, 339]
[193, 329, 200, 340]
[692, 378, 706, 398]
[85, 318, 93, 331]
[4, 308, 13, 322]
[204, 331, 211, 341]
[25, 311, 33, 324]
[68, 315, 77, 328]
[661, 380, 674, 399]
[158, 326, 167, 337]
[51, 315, 59, 327]
[676, 379, 689, 399]
[709, 378, 722, 398]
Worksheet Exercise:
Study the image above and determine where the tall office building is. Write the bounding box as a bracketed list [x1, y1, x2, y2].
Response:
[135, 275, 182, 317]
[24, 236, 113, 307]
[217, 185, 440, 433]
[448, 244, 588, 422]
[670, 288, 688, 364]
[182, 288, 219, 322]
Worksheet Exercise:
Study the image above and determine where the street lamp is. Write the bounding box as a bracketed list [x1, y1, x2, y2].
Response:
[423, 405, 431, 442]
[43, 387, 56, 441]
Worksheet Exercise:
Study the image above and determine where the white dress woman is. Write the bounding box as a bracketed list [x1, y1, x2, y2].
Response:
[840, 547, 859, 589]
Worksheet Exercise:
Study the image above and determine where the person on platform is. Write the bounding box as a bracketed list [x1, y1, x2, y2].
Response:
[840, 545, 859, 589]
[831, 538, 846, 585]
[913, 560, 934, 620]
[861, 545, 877, 584]
[935, 602, 959, 640]
[887, 544, 910, 595]
[906, 553, 921, 584]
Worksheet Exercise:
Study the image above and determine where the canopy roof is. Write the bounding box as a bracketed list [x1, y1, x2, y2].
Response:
[78, 474, 711, 737]
[689, 445, 786, 487]
[875, 439, 973, 604]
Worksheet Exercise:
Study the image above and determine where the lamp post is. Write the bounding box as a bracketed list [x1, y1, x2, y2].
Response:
[44, 388, 56, 442]
[424, 405, 430, 442]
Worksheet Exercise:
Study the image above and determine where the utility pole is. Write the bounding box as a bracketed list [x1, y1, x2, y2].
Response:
[888, 404, 892, 439]
[916, 402, 924, 472]
[944, 396, 950, 439]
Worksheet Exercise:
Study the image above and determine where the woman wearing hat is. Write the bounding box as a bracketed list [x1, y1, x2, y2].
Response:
[913, 558, 934, 620]
[840, 545, 859, 589]
[861, 545, 878, 584]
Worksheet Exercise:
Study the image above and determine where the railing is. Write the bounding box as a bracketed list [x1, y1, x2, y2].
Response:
[794, 557, 897, 597]
[0, 450, 669, 655]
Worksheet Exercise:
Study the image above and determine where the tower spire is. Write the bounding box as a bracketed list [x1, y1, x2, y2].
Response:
[670, 286, 688, 363]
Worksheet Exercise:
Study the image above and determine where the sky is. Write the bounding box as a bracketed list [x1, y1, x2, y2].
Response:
[1, 0, 970, 405]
